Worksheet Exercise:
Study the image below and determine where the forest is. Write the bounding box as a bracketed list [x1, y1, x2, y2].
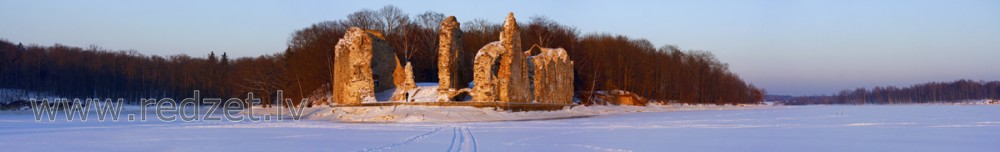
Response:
[0, 5, 763, 105]
[784, 79, 1000, 105]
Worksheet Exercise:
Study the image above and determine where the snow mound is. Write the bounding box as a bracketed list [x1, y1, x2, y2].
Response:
[374, 82, 441, 102]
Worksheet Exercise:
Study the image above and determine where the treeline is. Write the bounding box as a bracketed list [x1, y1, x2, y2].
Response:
[785, 79, 1000, 105]
[0, 5, 762, 105]
[0, 41, 287, 104]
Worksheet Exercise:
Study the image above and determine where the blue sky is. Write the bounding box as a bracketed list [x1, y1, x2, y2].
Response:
[2, 0, 998, 95]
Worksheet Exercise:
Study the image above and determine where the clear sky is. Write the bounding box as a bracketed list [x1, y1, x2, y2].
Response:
[2, 0, 999, 96]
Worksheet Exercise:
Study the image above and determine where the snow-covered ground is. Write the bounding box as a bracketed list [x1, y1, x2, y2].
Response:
[1, 105, 998, 151]
[272, 104, 761, 123]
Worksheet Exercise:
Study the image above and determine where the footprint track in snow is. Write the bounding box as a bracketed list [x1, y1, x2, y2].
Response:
[358, 127, 443, 152]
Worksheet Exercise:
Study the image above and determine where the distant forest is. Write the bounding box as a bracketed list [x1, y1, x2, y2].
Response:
[0, 5, 763, 105]
[783, 79, 1000, 105]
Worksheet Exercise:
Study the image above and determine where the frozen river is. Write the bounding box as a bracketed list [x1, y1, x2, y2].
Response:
[1, 105, 998, 151]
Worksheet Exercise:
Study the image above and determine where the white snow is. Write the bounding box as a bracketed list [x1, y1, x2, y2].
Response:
[1, 105, 999, 151]
[260, 104, 761, 123]
[375, 82, 449, 102]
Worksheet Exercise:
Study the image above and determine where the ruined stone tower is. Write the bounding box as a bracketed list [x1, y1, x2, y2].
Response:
[471, 12, 532, 102]
[332, 27, 405, 105]
[437, 16, 473, 102]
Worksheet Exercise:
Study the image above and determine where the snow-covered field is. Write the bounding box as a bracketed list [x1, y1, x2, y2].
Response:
[274, 104, 760, 123]
[1, 105, 998, 151]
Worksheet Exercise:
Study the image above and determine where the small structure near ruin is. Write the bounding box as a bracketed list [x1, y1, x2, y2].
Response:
[579, 90, 648, 106]
[391, 62, 417, 101]
[437, 16, 473, 102]
[332, 27, 407, 105]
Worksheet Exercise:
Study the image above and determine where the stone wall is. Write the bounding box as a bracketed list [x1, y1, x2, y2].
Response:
[469, 12, 577, 103]
[529, 47, 574, 104]
[437, 16, 473, 102]
[329, 13, 574, 105]
[471, 42, 504, 102]
[332, 27, 405, 105]
[496, 13, 532, 103]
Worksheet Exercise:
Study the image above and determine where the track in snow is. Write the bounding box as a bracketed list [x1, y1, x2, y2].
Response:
[447, 126, 477, 152]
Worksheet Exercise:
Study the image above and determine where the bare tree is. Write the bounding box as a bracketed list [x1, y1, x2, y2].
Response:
[377, 5, 409, 36]
[345, 9, 383, 30]
[415, 11, 445, 32]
